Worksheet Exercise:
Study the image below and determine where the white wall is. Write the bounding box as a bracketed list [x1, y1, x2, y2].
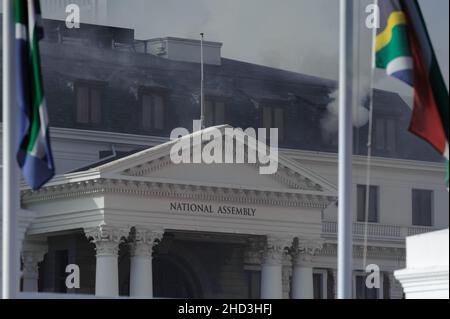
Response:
[286, 150, 449, 229]
[1, 127, 448, 230]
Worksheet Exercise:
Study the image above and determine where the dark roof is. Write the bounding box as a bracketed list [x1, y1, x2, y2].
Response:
[0, 16, 443, 164]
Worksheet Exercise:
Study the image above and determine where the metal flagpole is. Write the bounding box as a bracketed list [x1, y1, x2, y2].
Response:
[200, 32, 205, 129]
[338, 0, 354, 299]
[2, 0, 19, 299]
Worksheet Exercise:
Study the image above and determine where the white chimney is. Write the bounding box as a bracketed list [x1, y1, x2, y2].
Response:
[147, 37, 222, 66]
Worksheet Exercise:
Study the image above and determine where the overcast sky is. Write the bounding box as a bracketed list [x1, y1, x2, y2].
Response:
[5, 0, 447, 99]
[106, 0, 450, 99]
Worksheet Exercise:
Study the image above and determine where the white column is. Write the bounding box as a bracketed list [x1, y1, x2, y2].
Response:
[21, 241, 48, 292]
[129, 228, 164, 299]
[291, 239, 322, 299]
[85, 225, 129, 297]
[261, 236, 291, 299]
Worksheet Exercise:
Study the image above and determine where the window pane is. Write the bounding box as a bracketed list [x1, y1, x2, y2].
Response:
[262, 107, 272, 129]
[76, 86, 89, 124]
[412, 189, 433, 226]
[313, 273, 323, 299]
[357, 185, 379, 223]
[215, 101, 225, 125]
[355, 276, 365, 299]
[369, 186, 379, 223]
[142, 94, 153, 129]
[274, 108, 284, 141]
[90, 89, 102, 124]
[153, 95, 165, 130]
[357, 185, 366, 222]
[246, 271, 261, 299]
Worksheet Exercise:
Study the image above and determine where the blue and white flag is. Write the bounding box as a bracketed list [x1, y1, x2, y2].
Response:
[16, 0, 55, 191]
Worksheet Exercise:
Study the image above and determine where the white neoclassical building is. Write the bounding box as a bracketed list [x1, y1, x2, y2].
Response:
[0, 16, 448, 299]
[1, 125, 448, 299]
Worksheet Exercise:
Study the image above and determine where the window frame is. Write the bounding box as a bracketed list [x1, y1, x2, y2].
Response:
[139, 87, 168, 132]
[313, 269, 328, 299]
[353, 271, 384, 299]
[204, 96, 228, 127]
[374, 116, 398, 154]
[411, 189, 434, 227]
[74, 80, 106, 127]
[259, 104, 286, 143]
[356, 184, 380, 223]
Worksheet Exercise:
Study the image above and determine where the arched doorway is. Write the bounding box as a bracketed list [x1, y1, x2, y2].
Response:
[153, 254, 203, 298]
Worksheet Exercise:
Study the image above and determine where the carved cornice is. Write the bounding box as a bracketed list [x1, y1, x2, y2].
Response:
[121, 156, 325, 193]
[318, 243, 406, 260]
[123, 157, 173, 177]
[85, 225, 130, 257]
[22, 178, 334, 209]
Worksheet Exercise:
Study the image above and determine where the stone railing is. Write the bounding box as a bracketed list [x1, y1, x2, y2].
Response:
[322, 221, 439, 241]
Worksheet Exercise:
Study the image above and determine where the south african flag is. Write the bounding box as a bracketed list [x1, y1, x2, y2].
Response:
[376, 0, 449, 189]
[16, 0, 54, 191]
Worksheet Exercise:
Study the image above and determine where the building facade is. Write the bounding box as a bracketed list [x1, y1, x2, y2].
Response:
[0, 18, 448, 299]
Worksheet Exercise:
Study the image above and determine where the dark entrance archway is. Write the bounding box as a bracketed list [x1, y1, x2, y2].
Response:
[153, 254, 203, 298]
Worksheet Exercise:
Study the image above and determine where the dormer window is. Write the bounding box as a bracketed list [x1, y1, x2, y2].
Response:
[75, 81, 104, 126]
[205, 99, 225, 127]
[261, 106, 285, 142]
[141, 91, 165, 131]
[374, 117, 397, 153]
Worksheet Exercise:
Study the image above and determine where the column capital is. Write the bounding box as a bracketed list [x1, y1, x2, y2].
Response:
[85, 225, 130, 256]
[21, 239, 48, 280]
[130, 228, 164, 258]
[292, 237, 324, 266]
[244, 237, 265, 265]
[262, 235, 293, 266]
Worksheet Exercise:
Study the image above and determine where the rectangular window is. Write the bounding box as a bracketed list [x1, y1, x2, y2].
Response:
[412, 189, 433, 226]
[355, 274, 379, 299]
[261, 106, 285, 142]
[357, 185, 379, 223]
[205, 99, 226, 127]
[313, 270, 328, 299]
[75, 83, 103, 125]
[246, 270, 261, 299]
[375, 118, 397, 153]
[141, 92, 165, 130]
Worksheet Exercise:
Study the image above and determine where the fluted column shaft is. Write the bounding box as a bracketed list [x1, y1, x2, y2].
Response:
[129, 228, 164, 298]
[85, 225, 129, 297]
[261, 236, 291, 299]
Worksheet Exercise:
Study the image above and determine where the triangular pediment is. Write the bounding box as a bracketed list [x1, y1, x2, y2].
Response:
[90, 125, 337, 196]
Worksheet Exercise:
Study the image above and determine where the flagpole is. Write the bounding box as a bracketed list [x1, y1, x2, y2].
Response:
[200, 32, 205, 129]
[2, 0, 19, 299]
[338, 0, 354, 299]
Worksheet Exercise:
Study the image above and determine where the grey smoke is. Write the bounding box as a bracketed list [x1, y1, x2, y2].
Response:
[33, 0, 448, 94]
[321, 89, 370, 135]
